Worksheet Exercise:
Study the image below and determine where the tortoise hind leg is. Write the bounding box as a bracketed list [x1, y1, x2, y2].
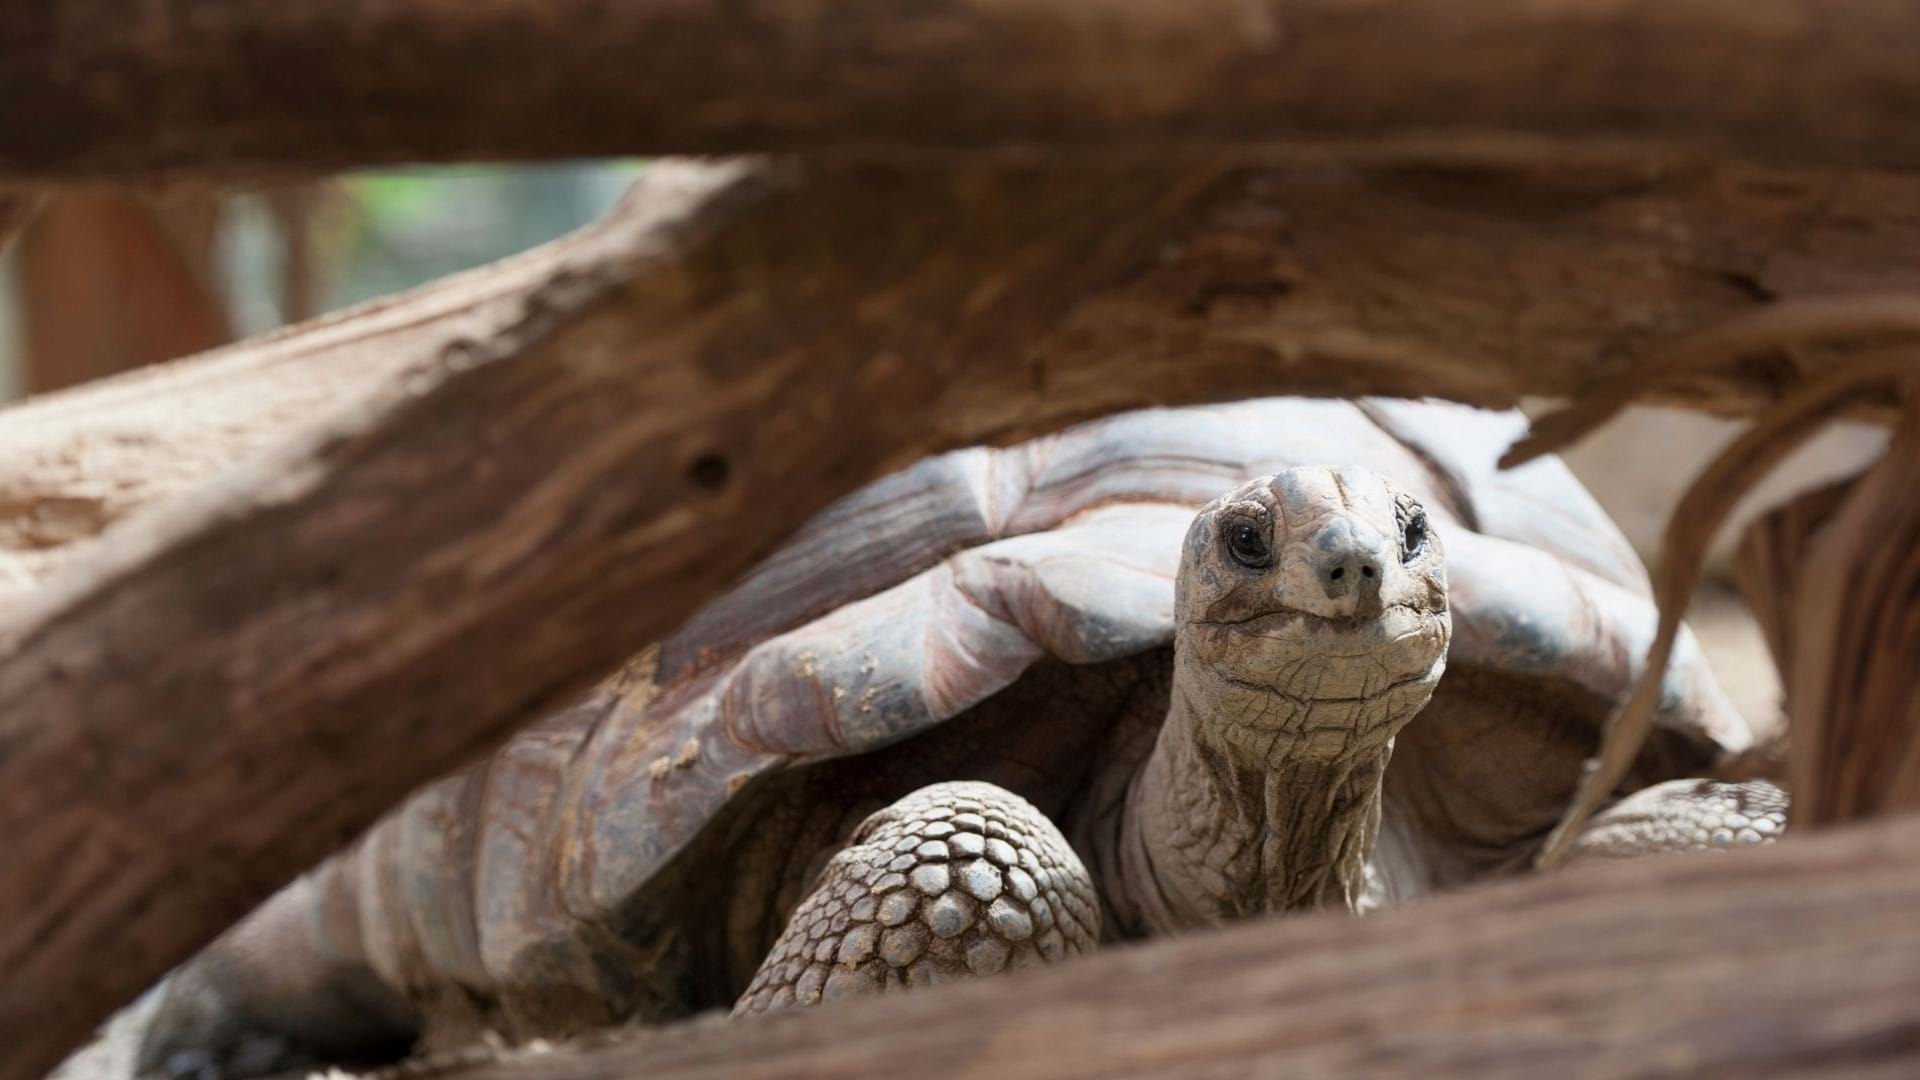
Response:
[733, 781, 1098, 1016]
[137, 872, 418, 1080]
[1563, 779, 1788, 863]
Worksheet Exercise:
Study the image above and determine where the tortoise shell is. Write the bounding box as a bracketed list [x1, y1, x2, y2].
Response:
[149, 398, 1751, 1059]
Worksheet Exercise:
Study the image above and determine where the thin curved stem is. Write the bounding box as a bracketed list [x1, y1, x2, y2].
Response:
[1503, 295, 1920, 470]
[1535, 357, 1916, 869]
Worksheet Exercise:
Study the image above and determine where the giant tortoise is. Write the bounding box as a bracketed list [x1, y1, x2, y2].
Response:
[140, 397, 1784, 1076]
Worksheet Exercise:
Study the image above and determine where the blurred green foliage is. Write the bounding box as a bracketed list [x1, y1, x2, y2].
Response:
[3, 162, 646, 399]
[224, 160, 647, 335]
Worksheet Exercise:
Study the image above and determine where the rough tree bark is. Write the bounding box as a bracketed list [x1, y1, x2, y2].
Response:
[0, 169, 678, 593]
[1736, 479, 1855, 677]
[8, 156, 1920, 1075]
[369, 812, 1920, 1078]
[7, 1, 1920, 181]
[1751, 412, 1920, 825]
[9, 156, 1920, 1074]
[6, 6, 1920, 1077]
[11, 157, 1920, 589]
[0, 156, 1630, 1078]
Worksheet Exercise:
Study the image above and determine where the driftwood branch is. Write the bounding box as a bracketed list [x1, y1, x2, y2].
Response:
[13, 157, 1920, 588]
[0, 169, 678, 593]
[4, 6, 1917, 1075]
[399, 813, 1920, 1078]
[1736, 478, 1855, 676]
[8, 156, 1920, 1074]
[0, 156, 1570, 1077]
[1781, 408, 1920, 823]
[7, 1, 1920, 181]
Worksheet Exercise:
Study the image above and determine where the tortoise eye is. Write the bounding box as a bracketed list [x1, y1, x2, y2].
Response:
[1224, 521, 1271, 569]
[1401, 509, 1428, 562]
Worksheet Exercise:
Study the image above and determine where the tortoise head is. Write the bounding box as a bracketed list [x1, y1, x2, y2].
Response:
[1173, 466, 1452, 763]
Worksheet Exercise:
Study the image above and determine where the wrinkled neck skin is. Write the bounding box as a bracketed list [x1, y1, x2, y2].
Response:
[1113, 649, 1420, 934]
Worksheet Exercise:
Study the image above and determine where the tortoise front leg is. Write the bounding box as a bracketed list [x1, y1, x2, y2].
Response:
[1563, 779, 1788, 863]
[734, 781, 1099, 1016]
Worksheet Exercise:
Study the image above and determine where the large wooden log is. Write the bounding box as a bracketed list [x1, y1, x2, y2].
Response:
[7, 1, 1920, 181]
[0, 156, 1527, 1078]
[381, 812, 1920, 1078]
[0, 167, 681, 593]
[11, 157, 1920, 589]
[7, 156, 1920, 1075]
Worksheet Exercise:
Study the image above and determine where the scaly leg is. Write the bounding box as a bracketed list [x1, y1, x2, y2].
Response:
[1564, 779, 1788, 862]
[734, 781, 1098, 1015]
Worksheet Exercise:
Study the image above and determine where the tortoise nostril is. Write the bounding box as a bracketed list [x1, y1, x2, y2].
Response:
[1361, 565, 1374, 578]
[1330, 567, 1344, 580]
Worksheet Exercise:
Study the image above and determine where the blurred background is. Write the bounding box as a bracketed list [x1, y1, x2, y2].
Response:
[0, 161, 644, 399]
[0, 162, 1886, 738]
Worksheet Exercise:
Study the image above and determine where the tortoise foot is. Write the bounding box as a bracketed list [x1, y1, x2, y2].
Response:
[142, 1033, 321, 1080]
[734, 781, 1099, 1016]
[1564, 779, 1788, 862]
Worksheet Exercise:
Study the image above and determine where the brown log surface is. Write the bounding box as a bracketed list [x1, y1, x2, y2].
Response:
[396, 813, 1920, 1078]
[0, 160, 801, 1078]
[7, 1, 1920, 180]
[8, 157, 1920, 1075]
[1736, 479, 1854, 676]
[11, 158, 1920, 587]
[0, 157, 1427, 1078]
[0, 169, 680, 593]
[1782, 410, 1920, 824]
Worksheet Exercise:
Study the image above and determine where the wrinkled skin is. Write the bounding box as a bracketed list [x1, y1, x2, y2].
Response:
[1174, 468, 1449, 764]
[141, 458, 1784, 1074]
[733, 465, 1783, 1017]
[734, 467, 1454, 1011]
[1111, 467, 1451, 929]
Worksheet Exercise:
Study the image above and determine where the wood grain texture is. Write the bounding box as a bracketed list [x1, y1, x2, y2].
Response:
[6, 155, 1918, 1075]
[0, 170, 690, 593]
[8, 0, 1920, 180]
[1735, 478, 1855, 677]
[11, 158, 1920, 590]
[179, 397, 1737, 1063]
[388, 812, 1920, 1079]
[0, 159, 797, 1079]
[1781, 409, 1920, 825]
[0, 157, 1471, 1078]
